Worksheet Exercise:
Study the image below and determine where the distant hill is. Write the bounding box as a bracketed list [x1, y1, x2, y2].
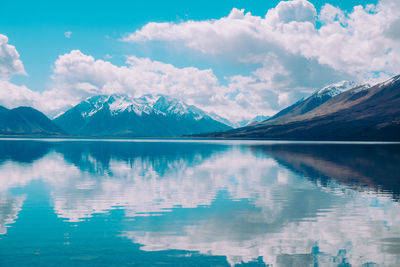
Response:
[54, 94, 232, 136]
[0, 106, 64, 136]
[249, 115, 270, 124]
[197, 75, 400, 141]
[207, 113, 270, 128]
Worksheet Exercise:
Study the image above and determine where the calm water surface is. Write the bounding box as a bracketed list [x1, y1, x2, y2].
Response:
[0, 139, 400, 266]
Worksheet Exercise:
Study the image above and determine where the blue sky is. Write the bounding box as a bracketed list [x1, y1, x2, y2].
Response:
[1, 0, 377, 91]
[1, 0, 397, 122]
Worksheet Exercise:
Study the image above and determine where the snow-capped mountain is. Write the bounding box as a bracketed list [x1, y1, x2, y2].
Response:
[53, 94, 231, 136]
[266, 80, 359, 124]
[313, 81, 358, 98]
[57, 94, 210, 120]
[199, 74, 400, 140]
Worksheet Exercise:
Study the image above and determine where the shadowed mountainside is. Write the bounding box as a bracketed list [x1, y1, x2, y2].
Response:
[266, 80, 358, 124]
[0, 106, 64, 136]
[197, 75, 400, 140]
[54, 94, 231, 137]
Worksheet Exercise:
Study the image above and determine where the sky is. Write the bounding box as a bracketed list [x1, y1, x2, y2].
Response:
[1, 0, 399, 122]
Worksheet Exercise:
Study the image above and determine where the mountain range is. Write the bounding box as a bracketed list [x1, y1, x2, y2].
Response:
[199, 75, 400, 140]
[0, 75, 399, 140]
[53, 94, 231, 136]
[0, 93, 269, 137]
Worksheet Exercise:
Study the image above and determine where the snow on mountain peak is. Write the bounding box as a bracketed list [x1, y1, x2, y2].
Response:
[107, 94, 140, 115]
[153, 95, 207, 119]
[79, 95, 109, 117]
[76, 94, 208, 120]
[379, 75, 400, 87]
[314, 81, 358, 97]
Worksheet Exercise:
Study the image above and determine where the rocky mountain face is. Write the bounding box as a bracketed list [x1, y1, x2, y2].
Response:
[0, 106, 64, 136]
[198, 76, 400, 141]
[54, 94, 232, 136]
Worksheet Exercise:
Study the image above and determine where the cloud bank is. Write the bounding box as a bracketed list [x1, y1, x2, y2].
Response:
[124, 0, 400, 81]
[49, 50, 279, 120]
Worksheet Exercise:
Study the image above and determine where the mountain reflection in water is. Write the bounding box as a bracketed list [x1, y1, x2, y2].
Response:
[0, 139, 399, 266]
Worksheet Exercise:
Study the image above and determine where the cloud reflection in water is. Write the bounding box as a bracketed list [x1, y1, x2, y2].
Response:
[0, 140, 399, 266]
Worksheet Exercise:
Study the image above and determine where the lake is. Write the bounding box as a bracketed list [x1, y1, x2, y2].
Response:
[0, 139, 400, 266]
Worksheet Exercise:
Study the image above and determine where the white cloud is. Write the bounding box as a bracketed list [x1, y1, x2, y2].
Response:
[0, 34, 41, 111]
[265, 0, 317, 25]
[0, 79, 80, 118]
[49, 50, 278, 122]
[0, 80, 39, 109]
[123, 0, 400, 85]
[64, 31, 72, 39]
[0, 34, 26, 78]
[51, 49, 221, 98]
[319, 4, 346, 25]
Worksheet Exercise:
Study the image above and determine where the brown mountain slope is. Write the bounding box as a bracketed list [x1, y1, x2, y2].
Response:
[266, 81, 358, 125]
[199, 75, 400, 140]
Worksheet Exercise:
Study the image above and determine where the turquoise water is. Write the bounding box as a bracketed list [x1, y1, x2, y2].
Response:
[0, 139, 400, 266]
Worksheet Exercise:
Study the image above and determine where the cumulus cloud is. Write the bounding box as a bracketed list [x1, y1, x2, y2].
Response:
[319, 4, 346, 25]
[0, 34, 26, 78]
[123, 0, 400, 84]
[48, 50, 280, 121]
[0, 34, 39, 112]
[0, 79, 80, 117]
[265, 0, 317, 25]
[0, 80, 39, 109]
[52, 50, 219, 98]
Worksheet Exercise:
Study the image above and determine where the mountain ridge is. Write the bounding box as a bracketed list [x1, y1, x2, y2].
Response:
[0, 106, 65, 136]
[1, 75, 399, 140]
[54, 93, 232, 136]
[195, 75, 400, 141]
[265, 80, 359, 125]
